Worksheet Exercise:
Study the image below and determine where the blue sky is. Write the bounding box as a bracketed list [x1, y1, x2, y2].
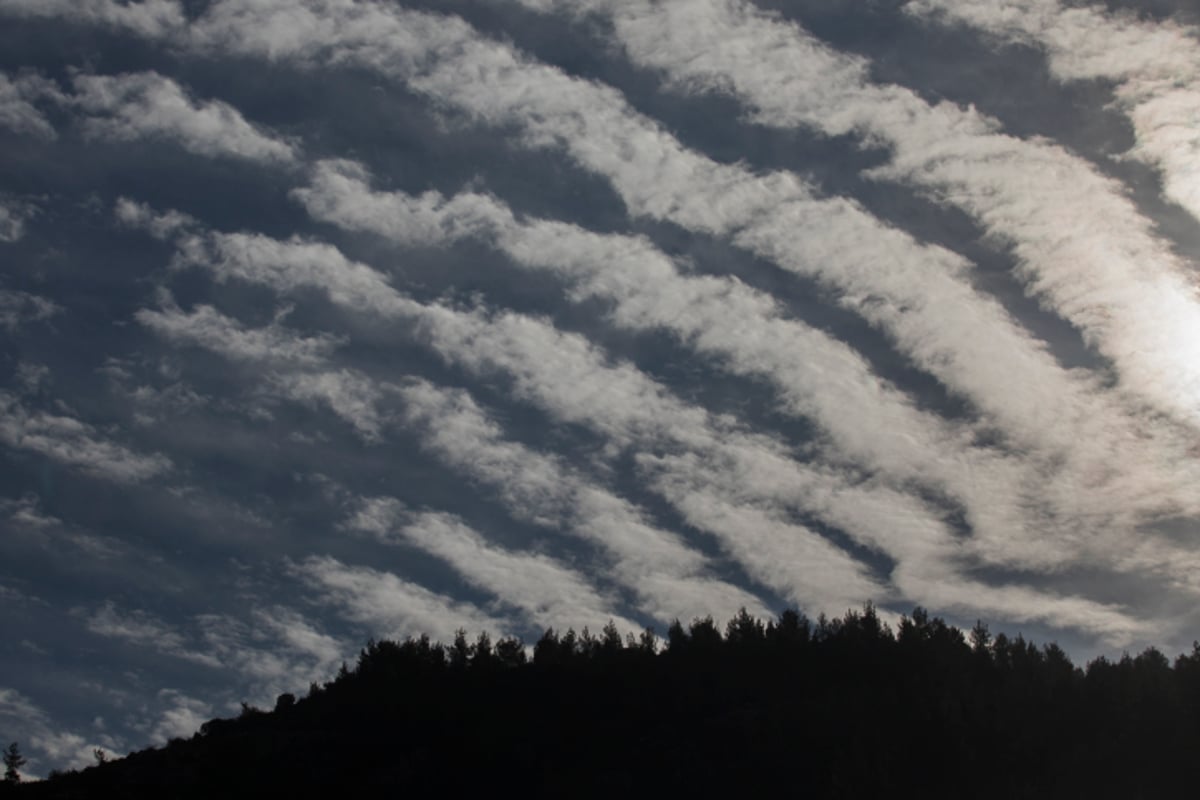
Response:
[3, 0, 1200, 776]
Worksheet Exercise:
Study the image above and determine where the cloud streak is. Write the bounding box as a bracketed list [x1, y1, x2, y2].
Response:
[291, 555, 507, 642]
[67, 71, 296, 162]
[295, 159, 1200, 582]
[516, 0, 1200, 430]
[906, 0, 1200, 226]
[0, 71, 55, 138]
[0, 391, 171, 482]
[345, 498, 642, 633]
[138, 207, 1153, 641]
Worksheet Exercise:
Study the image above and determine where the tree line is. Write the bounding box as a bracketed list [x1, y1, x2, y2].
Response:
[10, 605, 1200, 797]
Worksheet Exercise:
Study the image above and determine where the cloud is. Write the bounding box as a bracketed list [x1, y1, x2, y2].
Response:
[146, 690, 211, 744]
[81, 599, 350, 707]
[68, 71, 296, 163]
[135, 301, 343, 366]
[0, 71, 55, 138]
[295, 159, 1200, 585]
[0, 200, 33, 242]
[514, 0, 1200, 429]
[0, 688, 109, 776]
[169, 219, 885, 615]
[171, 228, 413, 317]
[83, 601, 220, 668]
[345, 499, 642, 633]
[115, 197, 197, 240]
[1, 494, 60, 530]
[291, 555, 507, 642]
[0, 289, 59, 330]
[905, 0, 1200, 226]
[1, 495, 152, 562]
[142, 203, 1168, 640]
[133, 241, 769, 622]
[190, 607, 349, 700]
[0, 392, 171, 482]
[153, 2, 1134, 569]
[0, 0, 185, 39]
[267, 369, 389, 443]
[1, 0, 1189, 661]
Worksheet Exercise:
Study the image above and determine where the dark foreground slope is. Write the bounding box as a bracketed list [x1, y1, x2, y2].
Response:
[10, 607, 1200, 798]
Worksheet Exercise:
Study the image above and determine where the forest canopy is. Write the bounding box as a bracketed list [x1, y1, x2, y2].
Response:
[9, 605, 1200, 798]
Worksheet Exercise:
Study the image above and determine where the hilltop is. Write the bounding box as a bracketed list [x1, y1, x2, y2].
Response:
[8, 606, 1200, 798]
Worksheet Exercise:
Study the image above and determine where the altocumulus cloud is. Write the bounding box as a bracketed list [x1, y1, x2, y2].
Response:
[1, 0, 1199, 775]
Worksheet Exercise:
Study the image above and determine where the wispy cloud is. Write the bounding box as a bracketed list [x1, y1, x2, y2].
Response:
[517, 0, 1200, 428]
[295, 159, 1200, 585]
[291, 555, 506, 642]
[6, 0, 1197, 777]
[393, 378, 771, 623]
[83, 601, 221, 668]
[135, 300, 343, 366]
[345, 498, 642, 633]
[0, 391, 171, 482]
[115, 197, 197, 240]
[0, 289, 59, 330]
[167, 221, 887, 617]
[162, 0, 1185, 572]
[0, 0, 185, 40]
[82, 598, 351, 706]
[66, 71, 296, 162]
[906, 0, 1200, 226]
[0, 688, 110, 776]
[0, 71, 56, 138]
[131, 194, 1163, 640]
[137, 218, 771, 621]
[268, 369, 389, 443]
[145, 690, 211, 744]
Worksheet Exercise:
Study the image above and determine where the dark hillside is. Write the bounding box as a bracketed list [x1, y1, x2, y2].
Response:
[8, 606, 1200, 798]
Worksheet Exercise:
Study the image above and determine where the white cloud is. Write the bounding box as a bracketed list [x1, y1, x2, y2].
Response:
[136, 302, 342, 366]
[147, 690, 211, 743]
[0, 0, 186, 38]
[346, 499, 642, 633]
[190, 607, 349, 700]
[0, 688, 110, 776]
[170, 3, 1109, 563]
[69, 71, 296, 162]
[0, 71, 56, 138]
[115, 197, 197, 240]
[906, 0, 1200, 226]
[0, 391, 171, 482]
[291, 555, 506, 642]
[268, 369, 388, 442]
[295, 160, 1200, 586]
[74, 1, 1198, 642]
[142, 217, 776, 621]
[515, 0, 1200, 429]
[82, 598, 351, 712]
[394, 379, 771, 624]
[149, 207, 1164, 640]
[171, 228, 413, 317]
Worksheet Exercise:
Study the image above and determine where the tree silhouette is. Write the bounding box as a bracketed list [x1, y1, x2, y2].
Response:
[14, 606, 1200, 798]
[3, 742, 25, 784]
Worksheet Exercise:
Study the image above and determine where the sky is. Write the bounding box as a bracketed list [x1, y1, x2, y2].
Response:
[2, 0, 1200, 776]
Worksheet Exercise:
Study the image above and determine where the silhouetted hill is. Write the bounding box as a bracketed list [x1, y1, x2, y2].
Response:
[9, 606, 1200, 798]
